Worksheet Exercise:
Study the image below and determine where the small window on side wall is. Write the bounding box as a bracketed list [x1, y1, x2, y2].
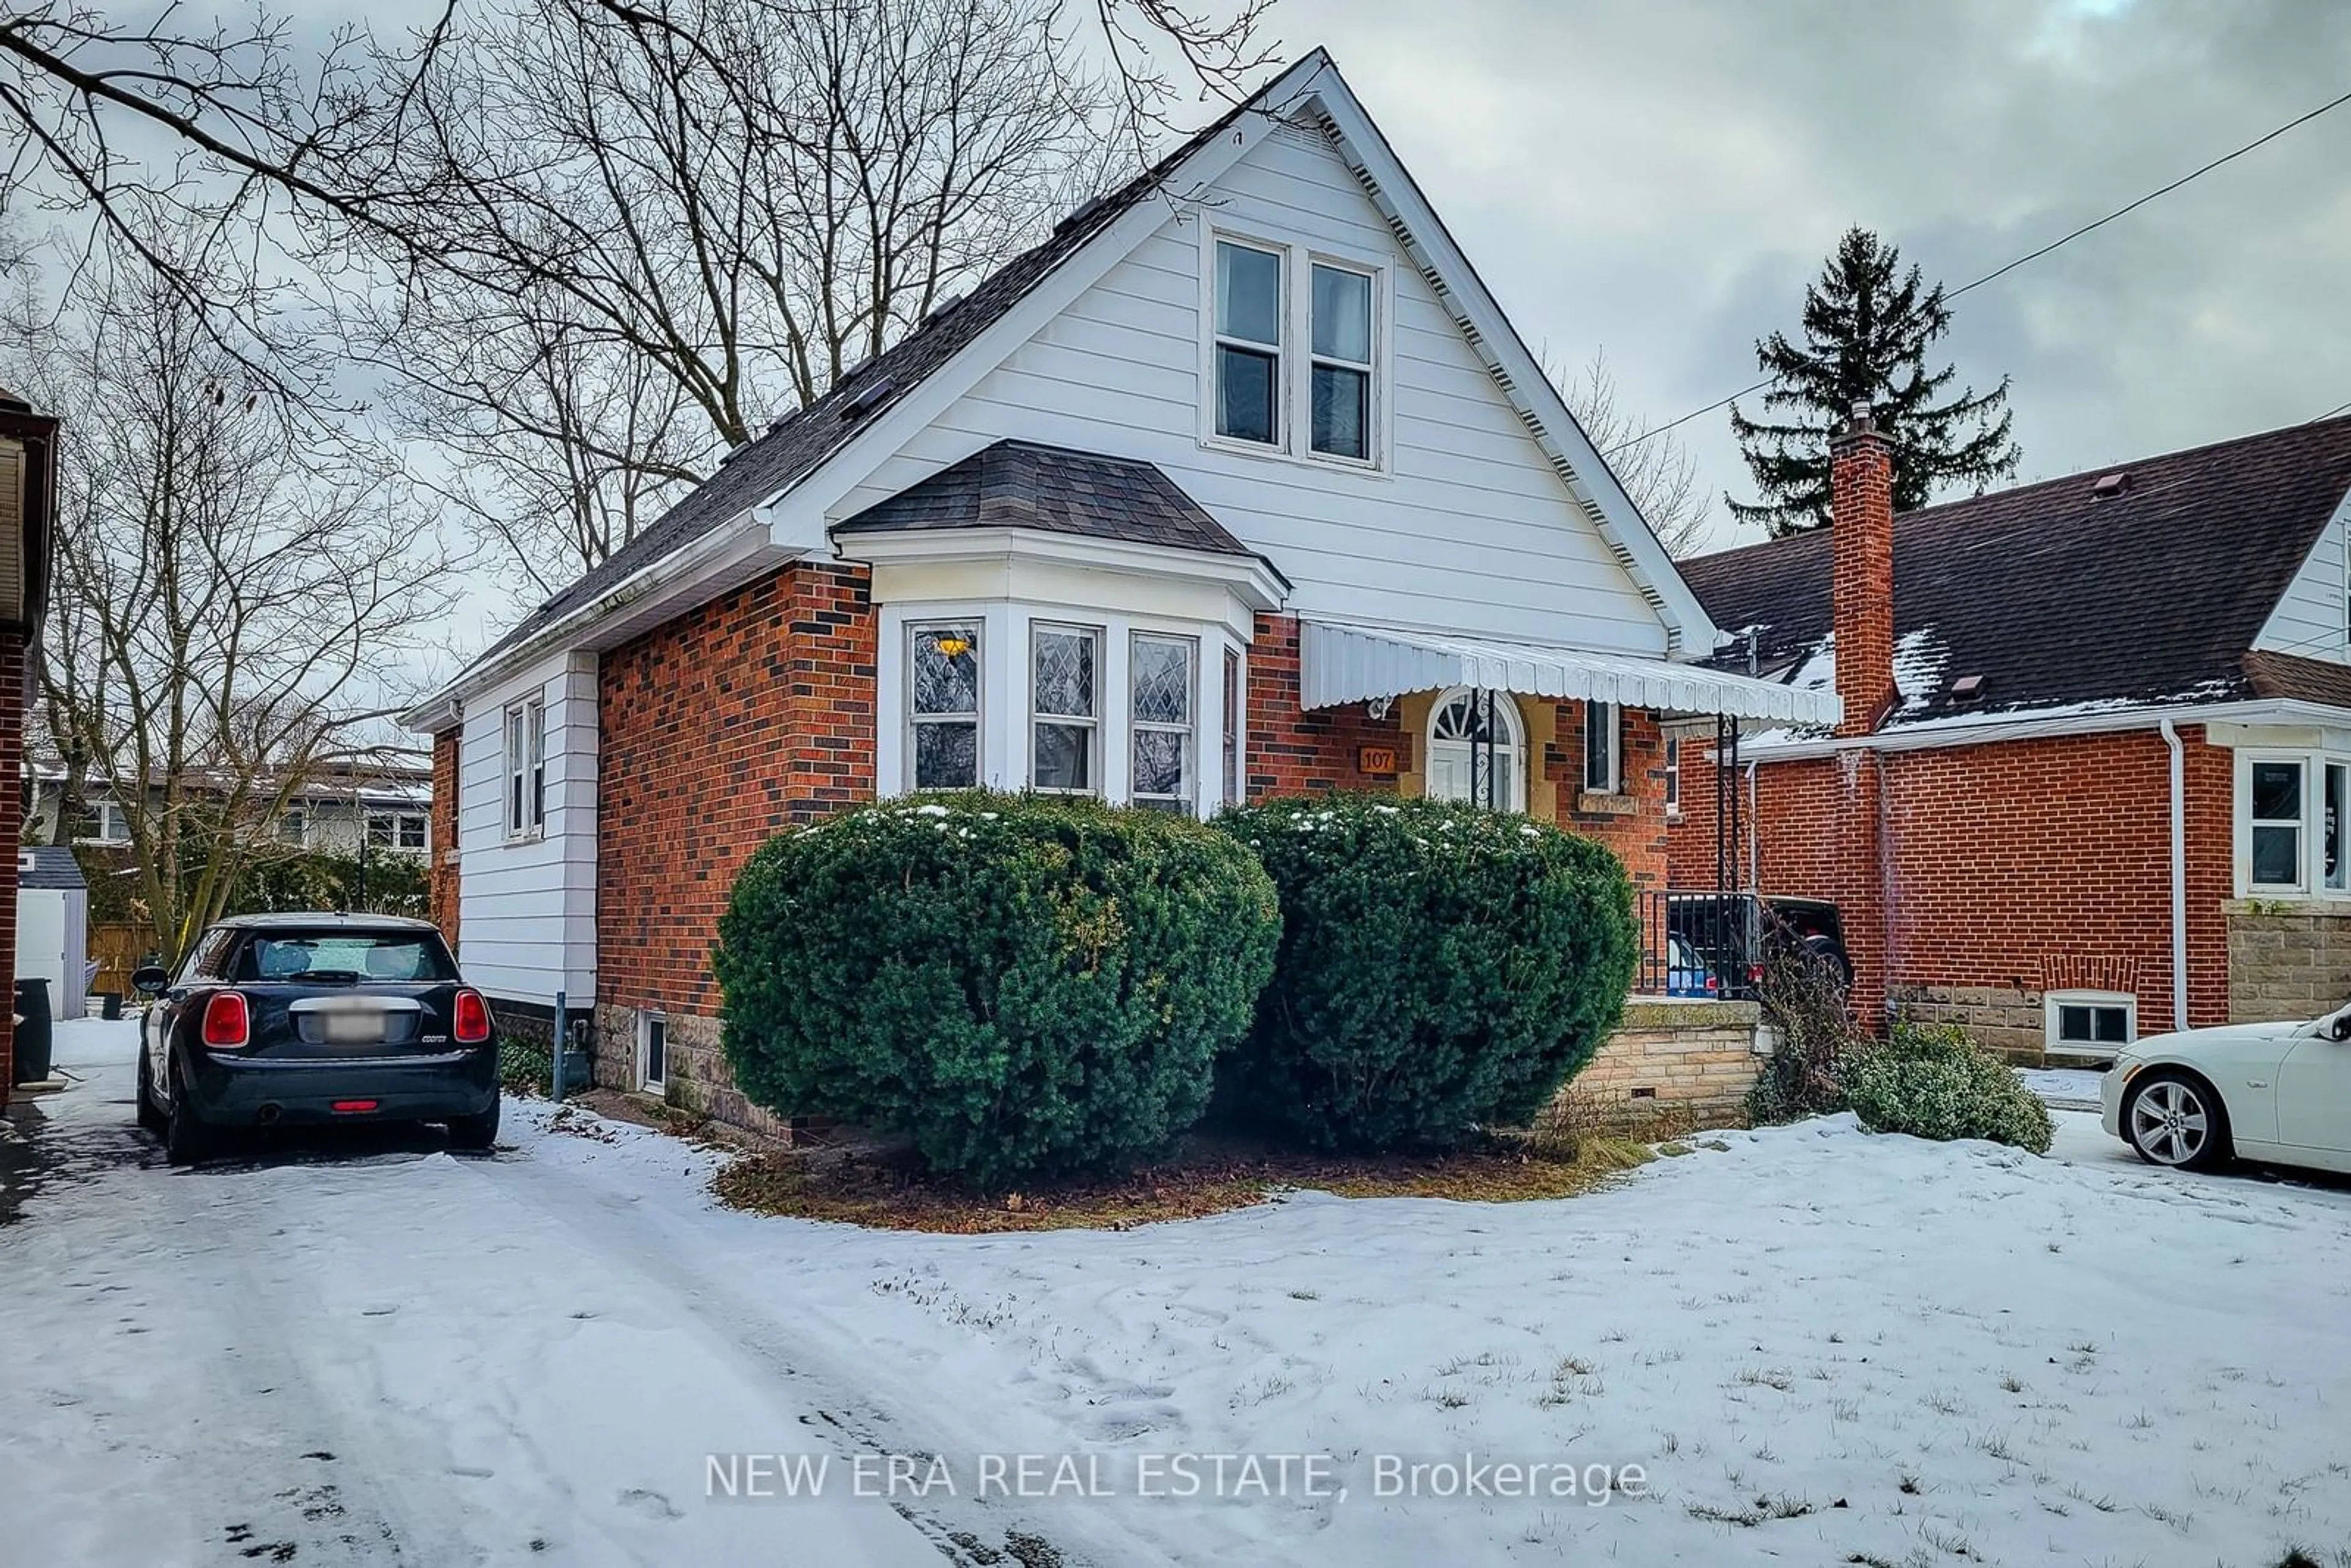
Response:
[2249, 758, 2306, 891]
[909, 624, 981, 790]
[1583, 701, 1620, 794]
[2047, 991, 2134, 1057]
[1664, 736, 1681, 816]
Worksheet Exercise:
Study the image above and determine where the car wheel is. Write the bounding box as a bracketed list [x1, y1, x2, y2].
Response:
[134, 1049, 167, 1135]
[446, 1098, 500, 1152]
[163, 1063, 214, 1166]
[2125, 1071, 2232, 1172]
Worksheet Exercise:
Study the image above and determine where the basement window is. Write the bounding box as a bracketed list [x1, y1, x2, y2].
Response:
[639, 1012, 667, 1094]
[2045, 991, 2134, 1057]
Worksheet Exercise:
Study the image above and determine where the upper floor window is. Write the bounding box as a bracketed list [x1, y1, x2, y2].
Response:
[1309, 264, 1373, 460]
[1213, 241, 1283, 446]
[1207, 232, 1384, 468]
[76, 798, 132, 846]
[504, 697, 546, 839]
[1030, 623, 1100, 795]
[909, 623, 981, 789]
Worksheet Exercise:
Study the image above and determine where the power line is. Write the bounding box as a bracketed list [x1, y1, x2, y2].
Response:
[1607, 84, 2351, 456]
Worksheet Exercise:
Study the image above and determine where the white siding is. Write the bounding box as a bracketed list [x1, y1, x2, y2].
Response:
[454, 651, 598, 1007]
[2254, 483, 2351, 664]
[833, 121, 1668, 655]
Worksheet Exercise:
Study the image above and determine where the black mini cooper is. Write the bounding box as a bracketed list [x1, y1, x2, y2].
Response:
[133, 913, 501, 1163]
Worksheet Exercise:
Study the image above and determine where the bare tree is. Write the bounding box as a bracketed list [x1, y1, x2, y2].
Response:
[10, 237, 454, 964]
[1552, 347, 1712, 558]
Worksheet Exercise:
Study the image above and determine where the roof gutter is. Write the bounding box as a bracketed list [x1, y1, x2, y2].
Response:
[1734, 697, 2351, 762]
[399, 509, 787, 733]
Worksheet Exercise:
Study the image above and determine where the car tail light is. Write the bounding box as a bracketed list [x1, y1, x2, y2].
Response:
[201, 991, 250, 1048]
[1747, 963, 1766, 985]
[332, 1100, 380, 1114]
[453, 989, 492, 1045]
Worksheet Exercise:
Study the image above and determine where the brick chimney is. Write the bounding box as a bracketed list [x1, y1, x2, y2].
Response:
[1830, 401, 1895, 738]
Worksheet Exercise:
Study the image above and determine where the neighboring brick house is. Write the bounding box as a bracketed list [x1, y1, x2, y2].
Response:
[402, 52, 1824, 1132]
[1669, 407, 2351, 1062]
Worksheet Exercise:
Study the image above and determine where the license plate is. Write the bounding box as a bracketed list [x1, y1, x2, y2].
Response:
[321, 1009, 384, 1045]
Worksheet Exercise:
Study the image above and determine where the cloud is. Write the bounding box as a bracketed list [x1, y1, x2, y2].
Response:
[1281, 0, 2351, 549]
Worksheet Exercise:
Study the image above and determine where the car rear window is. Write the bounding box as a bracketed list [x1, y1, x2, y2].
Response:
[236, 933, 456, 984]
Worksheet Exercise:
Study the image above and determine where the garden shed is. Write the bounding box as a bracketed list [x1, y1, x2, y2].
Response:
[17, 846, 88, 1021]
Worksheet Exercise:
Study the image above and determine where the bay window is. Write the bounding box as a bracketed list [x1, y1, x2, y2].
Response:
[1222, 648, 1242, 806]
[1130, 633, 1196, 812]
[1030, 623, 1101, 794]
[909, 623, 982, 789]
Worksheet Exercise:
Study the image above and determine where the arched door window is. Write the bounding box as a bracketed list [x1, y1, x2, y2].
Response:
[1425, 687, 1524, 811]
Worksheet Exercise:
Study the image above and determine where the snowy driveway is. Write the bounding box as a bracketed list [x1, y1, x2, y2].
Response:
[8, 1019, 2351, 1567]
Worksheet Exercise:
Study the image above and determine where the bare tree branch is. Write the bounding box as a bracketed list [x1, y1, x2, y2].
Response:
[1551, 347, 1713, 558]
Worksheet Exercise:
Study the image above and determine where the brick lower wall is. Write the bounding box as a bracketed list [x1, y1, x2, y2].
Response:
[1546, 998, 1764, 1131]
[2227, 903, 2351, 1023]
[596, 561, 877, 1019]
[1245, 613, 1408, 796]
[594, 1002, 800, 1142]
[1670, 726, 2233, 1051]
[429, 727, 460, 943]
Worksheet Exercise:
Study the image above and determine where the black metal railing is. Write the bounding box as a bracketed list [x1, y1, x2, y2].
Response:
[1635, 888, 1763, 1000]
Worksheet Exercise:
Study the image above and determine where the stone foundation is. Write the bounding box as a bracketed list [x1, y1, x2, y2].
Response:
[1887, 983, 2049, 1063]
[592, 1003, 801, 1143]
[1550, 997, 1766, 1131]
[2227, 902, 2351, 1023]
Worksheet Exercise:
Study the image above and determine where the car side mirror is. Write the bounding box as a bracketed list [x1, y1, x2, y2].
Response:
[130, 966, 169, 997]
[2331, 1014, 2351, 1043]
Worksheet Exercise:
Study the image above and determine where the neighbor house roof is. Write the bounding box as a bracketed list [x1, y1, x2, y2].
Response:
[474, 80, 1284, 667]
[833, 440, 1258, 558]
[1678, 415, 2351, 732]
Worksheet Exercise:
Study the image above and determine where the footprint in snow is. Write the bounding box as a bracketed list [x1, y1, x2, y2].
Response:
[617, 1488, 682, 1521]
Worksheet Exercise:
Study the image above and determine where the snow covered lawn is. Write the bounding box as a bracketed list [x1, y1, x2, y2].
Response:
[9, 1019, 2351, 1566]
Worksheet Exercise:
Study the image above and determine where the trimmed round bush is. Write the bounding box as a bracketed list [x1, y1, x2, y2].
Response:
[1845, 1022, 2054, 1153]
[1214, 795, 1639, 1151]
[714, 792, 1280, 1187]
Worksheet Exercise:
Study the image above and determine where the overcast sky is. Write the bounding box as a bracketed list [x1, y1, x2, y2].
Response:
[1249, 0, 2351, 553]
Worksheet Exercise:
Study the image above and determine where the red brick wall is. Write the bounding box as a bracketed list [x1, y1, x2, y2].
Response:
[1831, 424, 1895, 737]
[1668, 726, 2233, 1035]
[597, 562, 877, 1015]
[1245, 613, 1406, 795]
[0, 631, 22, 1086]
[429, 727, 461, 945]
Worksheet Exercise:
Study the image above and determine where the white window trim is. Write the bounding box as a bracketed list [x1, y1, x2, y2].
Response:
[1028, 621, 1104, 797]
[2044, 990, 2136, 1058]
[1425, 686, 1526, 812]
[906, 618, 986, 792]
[639, 1011, 667, 1095]
[76, 798, 132, 847]
[1198, 223, 1393, 475]
[1584, 700, 1621, 796]
[877, 599, 1247, 820]
[503, 696, 547, 842]
[2238, 748, 2324, 896]
[1130, 631, 1199, 811]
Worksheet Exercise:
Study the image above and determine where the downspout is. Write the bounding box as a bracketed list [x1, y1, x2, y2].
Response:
[2160, 719, 2189, 1032]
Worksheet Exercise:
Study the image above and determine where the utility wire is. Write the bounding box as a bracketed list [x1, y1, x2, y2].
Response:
[1607, 84, 2351, 456]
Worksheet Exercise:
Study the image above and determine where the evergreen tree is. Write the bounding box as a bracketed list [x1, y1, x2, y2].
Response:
[1728, 227, 2020, 536]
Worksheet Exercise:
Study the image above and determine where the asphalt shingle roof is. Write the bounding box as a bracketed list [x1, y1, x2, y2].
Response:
[18, 845, 85, 890]
[833, 440, 1255, 558]
[1677, 415, 2351, 730]
[475, 75, 1293, 666]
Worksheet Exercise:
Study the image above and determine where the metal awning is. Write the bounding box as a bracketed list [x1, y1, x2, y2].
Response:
[1299, 620, 1843, 726]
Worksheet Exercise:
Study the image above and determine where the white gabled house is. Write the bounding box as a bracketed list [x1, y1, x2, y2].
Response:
[403, 50, 1829, 1132]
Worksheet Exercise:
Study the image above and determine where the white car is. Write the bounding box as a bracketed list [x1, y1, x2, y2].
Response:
[2101, 1005, 2351, 1174]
